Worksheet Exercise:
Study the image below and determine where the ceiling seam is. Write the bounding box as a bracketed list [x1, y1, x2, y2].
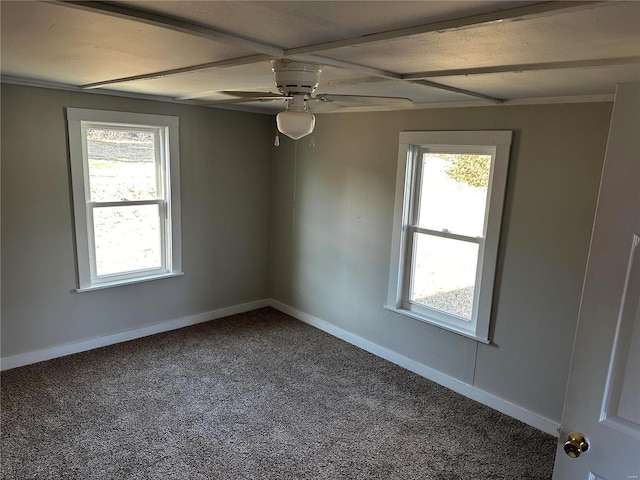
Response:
[403, 57, 640, 80]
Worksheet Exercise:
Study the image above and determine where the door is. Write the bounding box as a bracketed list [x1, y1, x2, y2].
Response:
[553, 82, 640, 479]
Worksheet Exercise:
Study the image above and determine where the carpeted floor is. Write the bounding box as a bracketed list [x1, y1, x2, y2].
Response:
[1, 307, 556, 479]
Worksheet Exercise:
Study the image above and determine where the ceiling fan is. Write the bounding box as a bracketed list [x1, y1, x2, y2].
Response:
[200, 59, 414, 141]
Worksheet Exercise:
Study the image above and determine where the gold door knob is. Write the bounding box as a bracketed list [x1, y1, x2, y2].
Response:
[563, 432, 589, 458]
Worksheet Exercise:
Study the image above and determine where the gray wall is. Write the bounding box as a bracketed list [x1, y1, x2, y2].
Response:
[270, 103, 612, 423]
[1, 84, 272, 357]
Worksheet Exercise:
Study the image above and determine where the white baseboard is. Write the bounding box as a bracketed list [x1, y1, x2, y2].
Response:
[1, 297, 560, 437]
[270, 299, 560, 437]
[0, 299, 270, 371]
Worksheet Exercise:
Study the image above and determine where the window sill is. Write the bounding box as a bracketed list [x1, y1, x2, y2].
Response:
[76, 272, 184, 293]
[383, 305, 491, 344]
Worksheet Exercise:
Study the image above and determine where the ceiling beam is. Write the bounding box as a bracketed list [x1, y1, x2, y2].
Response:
[47, 1, 284, 57]
[403, 57, 640, 80]
[78, 53, 402, 91]
[80, 55, 270, 90]
[410, 80, 503, 104]
[285, 1, 606, 55]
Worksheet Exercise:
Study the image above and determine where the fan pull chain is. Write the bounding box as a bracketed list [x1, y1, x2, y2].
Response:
[274, 133, 280, 147]
[310, 136, 315, 147]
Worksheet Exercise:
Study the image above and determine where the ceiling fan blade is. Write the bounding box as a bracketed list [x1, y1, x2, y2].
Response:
[307, 99, 341, 113]
[315, 94, 413, 107]
[178, 90, 285, 101]
[196, 97, 286, 106]
[186, 90, 289, 105]
[219, 91, 286, 98]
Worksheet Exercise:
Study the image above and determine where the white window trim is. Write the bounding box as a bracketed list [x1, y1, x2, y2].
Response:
[386, 131, 512, 343]
[67, 108, 182, 292]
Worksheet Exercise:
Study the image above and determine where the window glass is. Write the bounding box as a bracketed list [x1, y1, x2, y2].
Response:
[417, 153, 490, 237]
[410, 233, 478, 320]
[93, 205, 162, 276]
[86, 128, 158, 202]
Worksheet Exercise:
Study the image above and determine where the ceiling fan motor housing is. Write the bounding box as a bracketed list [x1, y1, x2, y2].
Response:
[272, 59, 322, 95]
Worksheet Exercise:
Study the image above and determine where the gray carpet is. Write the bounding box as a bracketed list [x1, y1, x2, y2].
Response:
[1, 307, 556, 479]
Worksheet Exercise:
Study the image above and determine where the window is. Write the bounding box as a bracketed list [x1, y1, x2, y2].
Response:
[67, 108, 182, 291]
[386, 131, 512, 342]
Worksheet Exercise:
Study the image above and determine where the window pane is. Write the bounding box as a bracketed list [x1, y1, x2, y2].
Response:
[411, 233, 478, 320]
[417, 153, 491, 237]
[93, 205, 162, 276]
[87, 128, 158, 202]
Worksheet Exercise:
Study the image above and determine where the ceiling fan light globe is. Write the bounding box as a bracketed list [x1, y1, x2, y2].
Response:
[276, 111, 315, 140]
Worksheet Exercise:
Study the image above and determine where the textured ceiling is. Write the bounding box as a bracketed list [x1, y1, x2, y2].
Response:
[1, 1, 639, 113]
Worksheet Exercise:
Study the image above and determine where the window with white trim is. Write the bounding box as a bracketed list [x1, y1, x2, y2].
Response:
[386, 131, 512, 342]
[67, 108, 182, 291]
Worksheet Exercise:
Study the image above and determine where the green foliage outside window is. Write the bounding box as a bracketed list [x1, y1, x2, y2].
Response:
[436, 154, 491, 188]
